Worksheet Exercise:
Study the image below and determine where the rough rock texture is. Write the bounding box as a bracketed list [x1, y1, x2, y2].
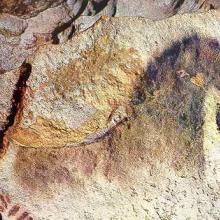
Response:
[0, 11, 219, 219]
[1, 0, 219, 18]
[0, 0, 219, 73]
[8, 11, 220, 149]
[116, 0, 220, 17]
[0, 71, 19, 153]
[0, 0, 65, 18]
[0, 64, 31, 156]
[0, 70, 20, 142]
[9, 26, 143, 148]
[0, 5, 73, 73]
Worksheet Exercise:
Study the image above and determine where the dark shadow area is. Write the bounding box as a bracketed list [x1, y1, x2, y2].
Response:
[216, 104, 220, 131]
[52, 0, 89, 44]
[0, 62, 31, 152]
[52, 0, 117, 44]
[90, 0, 110, 14]
[173, 0, 185, 10]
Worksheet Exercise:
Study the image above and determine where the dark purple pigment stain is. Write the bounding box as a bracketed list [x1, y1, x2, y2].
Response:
[0, 63, 31, 152]
[216, 104, 220, 131]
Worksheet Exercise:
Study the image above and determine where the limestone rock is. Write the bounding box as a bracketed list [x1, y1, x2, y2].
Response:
[0, 70, 20, 133]
[0, 5, 72, 72]
[1, 0, 219, 19]
[8, 11, 220, 149]
[0, 0, 65, 18]
[74, 0, 220, 32]
[0, 14, 28, 72]
[0, 0, 219, 73]
[8, 10, 219, 147]
[10, 25, 143, 148]
[115, 0, 201, 19]
[0, 7, 220, 220]
[0, 64, 31, 156]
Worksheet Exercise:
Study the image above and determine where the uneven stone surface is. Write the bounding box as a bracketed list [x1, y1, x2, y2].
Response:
[9, 25, 143, 148]
[0, 5, 73, 73]
[116, 0, 220, 18]
[1, 0, 219, 18]
[0, 11, 219, 219]
[0, 64, 31, 156]
[0, 0, 219, 73]
[8, 11, 220, 149]
[0, 70, 20, 135]
[0, 0, 65, 18]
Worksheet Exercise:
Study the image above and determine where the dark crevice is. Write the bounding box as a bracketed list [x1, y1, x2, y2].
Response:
[131, 87, 146, 105]
[91, 0, 110, 14]
[52, 0, 89, 44]
[0, 63, 31, 151]
[199, 1, 218, 10]
[210, 4, 215, 9]
[0, 69, 5, 75]
[216, 104, 220, 131]
[52, 21, 75, 44]
[173, 0, 185, 11]
[112, 1, 117, 17]
[52, 0, 117, 44]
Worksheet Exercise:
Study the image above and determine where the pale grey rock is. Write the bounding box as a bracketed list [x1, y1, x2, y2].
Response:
[0, 70, 19, 132]
[0, 5, 72, 72]
[0, 0, 219, 72]
[0, 0, 65, 18]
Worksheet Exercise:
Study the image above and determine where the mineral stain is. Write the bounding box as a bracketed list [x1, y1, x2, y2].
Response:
[216, 104, 220, 131]
[14, 35, 220, 192]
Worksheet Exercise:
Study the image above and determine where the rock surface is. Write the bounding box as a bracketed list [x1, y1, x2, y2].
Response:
[0, 70, 20, 143]
[8, 11, 220, 148]
[0, 0, 219, 73]
[9, 21, 143, 148]
[0, 5, 73, 73]
[0, 11, 219, 219]
[0, 0, 65, 18]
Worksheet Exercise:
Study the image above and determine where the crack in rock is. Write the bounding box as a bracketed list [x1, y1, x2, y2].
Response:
[0, 63, 31, 155]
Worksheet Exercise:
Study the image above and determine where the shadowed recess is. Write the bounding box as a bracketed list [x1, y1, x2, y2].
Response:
[216, 104, 220, 131]
[0, 63, 31, 154]
[89, 0, 111, 14]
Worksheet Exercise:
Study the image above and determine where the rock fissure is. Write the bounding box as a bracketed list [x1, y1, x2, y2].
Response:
[0, 63, 31, 154]
[216, 104, 220, 131]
